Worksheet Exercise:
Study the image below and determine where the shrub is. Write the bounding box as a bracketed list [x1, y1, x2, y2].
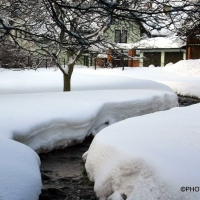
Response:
[0, 41, 29, 69]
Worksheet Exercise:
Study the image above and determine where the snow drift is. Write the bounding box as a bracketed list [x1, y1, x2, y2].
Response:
[0, 138, 41, 200]
[0, 67, 180, 200]
[0, 89, 178, 153]
[84, 103, 200, 200]
[1, 59, 199, 200]
[74, 59, 200, 98]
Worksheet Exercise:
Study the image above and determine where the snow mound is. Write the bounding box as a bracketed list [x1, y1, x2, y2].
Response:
[148, 64, 155, 68]
[84, 103, 200, 200]
[0, 138, 41, 200]
[165, 62, 173, 67]
[0, 90, 177, 153]
[164, 59, 200, 78]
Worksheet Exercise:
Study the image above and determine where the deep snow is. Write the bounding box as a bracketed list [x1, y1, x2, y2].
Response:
[75, 59, 200, 98]
[0, 59, 199, 200]
[0, 66, 178, 200]
[84, 103, 200, 200]
[0, 138, 41, 200]
[0, 90, 177, 153]
[0, 59, 200, 98]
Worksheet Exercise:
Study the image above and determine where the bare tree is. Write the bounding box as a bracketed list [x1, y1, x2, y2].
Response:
[0, 0, 199, 90]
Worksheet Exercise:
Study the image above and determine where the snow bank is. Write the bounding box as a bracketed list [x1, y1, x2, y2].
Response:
[75, 59, 200, 98]
[72, 73, 172, 92]
[0, 67, 180, 200]
[1, 59, 200, 98]
[0, 138, 41, 200]
[0, 89, 177, 154]
[1, 61, 198, 200]
[161, 59, 200, 97]
[0, 68, 172, 94]
[164, 59, 200, 78]
[84, 103, 200, 200]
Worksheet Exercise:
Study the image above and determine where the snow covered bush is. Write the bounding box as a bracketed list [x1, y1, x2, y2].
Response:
[0, 41, 29, 69]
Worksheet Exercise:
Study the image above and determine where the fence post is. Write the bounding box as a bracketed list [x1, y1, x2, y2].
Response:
[121, 50, 124, 71]
[28, 56, 30, 66]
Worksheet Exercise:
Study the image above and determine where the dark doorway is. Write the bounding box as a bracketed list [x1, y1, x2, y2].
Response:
[143, 52, 161, 67]
[164, 52, 183, 65]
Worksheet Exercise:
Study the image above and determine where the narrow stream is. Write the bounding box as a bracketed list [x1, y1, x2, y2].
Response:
[39, 96, 200, 200]
[39, 136, 96, 200]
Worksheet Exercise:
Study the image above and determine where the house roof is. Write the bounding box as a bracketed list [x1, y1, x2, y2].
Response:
[116, 36, 186, 50]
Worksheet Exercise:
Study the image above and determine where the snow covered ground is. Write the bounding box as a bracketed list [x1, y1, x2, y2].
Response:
[0, 89, 177, 153]
[0, 59, 199, 200]
[0, 66, 178, 200]
[75, 59, 200, 98]
[0, 59, 200, 98]
[0, 138, 41, 200]
[84, 103, 200, 200]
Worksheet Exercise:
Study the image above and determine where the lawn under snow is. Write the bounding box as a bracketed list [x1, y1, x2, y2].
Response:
[84, 103, 200, 200]
[0, 59, 199, 200]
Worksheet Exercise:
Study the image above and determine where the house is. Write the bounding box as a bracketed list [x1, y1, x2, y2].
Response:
[87, 1, 199, 68]
[91, 32, 186, 68]
[134, 36, 186, 67]
[82, 19, 150, 68]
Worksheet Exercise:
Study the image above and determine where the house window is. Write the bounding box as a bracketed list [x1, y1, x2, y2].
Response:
[115, 30, 121, 43]
[121, 30, 127, 43]
[115, 30, 127, 43]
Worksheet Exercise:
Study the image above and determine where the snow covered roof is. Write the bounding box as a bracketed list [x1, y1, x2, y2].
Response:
[117, 36, 186, 50]
[97, 54, 107, 58]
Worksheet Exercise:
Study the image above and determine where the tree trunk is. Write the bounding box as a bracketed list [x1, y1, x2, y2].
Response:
[63, 73, 71, 91]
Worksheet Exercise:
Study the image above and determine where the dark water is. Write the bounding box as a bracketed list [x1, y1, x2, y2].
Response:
[39, 95, 200, 200]
[39, 137, 97, 200]
[178, 95, 200, 107]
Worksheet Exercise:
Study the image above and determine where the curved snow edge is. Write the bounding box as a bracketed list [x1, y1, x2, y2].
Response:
[0, 138, 42, 200]
[84, 104, 200, 200]
[12, 90, 178, 154]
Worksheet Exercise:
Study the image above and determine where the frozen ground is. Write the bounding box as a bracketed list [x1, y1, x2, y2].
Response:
[84, 103, 200, 200]
[0, 59, 199, 200]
